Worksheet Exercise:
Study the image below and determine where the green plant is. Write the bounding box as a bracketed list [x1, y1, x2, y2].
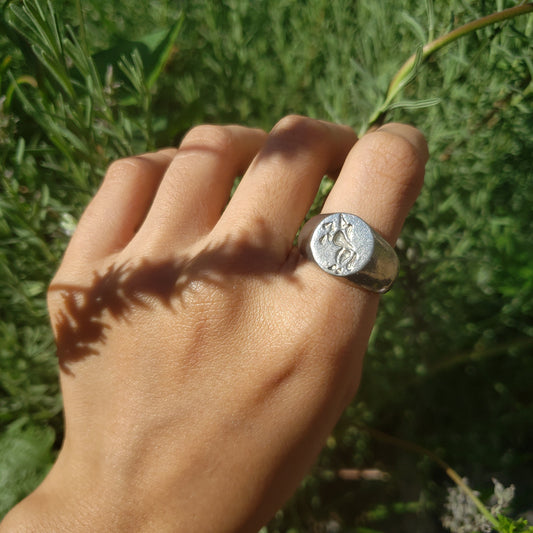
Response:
[1, 0, 532, 529]
[7, 0, 183, 186]
[366, 2, 533, 131]
[0, 0, 183, 517]
[0, 419, 55, 514]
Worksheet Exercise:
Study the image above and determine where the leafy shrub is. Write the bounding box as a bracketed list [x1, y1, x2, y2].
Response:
[1, 0, 532, 530]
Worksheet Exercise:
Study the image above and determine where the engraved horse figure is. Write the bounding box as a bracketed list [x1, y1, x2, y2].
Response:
[320, 214, 358, 274]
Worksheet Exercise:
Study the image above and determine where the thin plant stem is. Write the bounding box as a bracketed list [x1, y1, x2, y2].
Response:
[75, 0, 88, 55]
[367, 3, 533, 128]
[424, 336, 533, 377]
[360, 425, 500, 529]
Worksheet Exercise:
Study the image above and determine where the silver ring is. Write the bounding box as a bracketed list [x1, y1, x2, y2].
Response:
[298, 213, 399, 293]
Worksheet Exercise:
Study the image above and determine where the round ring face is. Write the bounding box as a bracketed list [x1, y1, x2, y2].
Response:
[309, 213, 374, 276]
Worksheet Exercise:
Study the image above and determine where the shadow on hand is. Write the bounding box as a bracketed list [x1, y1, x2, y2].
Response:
[49, 223, 300, 375]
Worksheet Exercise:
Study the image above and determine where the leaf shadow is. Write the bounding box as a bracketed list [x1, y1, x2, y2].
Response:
[49, 221, 300, 375]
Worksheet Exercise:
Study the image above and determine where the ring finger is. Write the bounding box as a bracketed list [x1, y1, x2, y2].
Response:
[322, 123, 428, 246]
[296, 123, 428, 307]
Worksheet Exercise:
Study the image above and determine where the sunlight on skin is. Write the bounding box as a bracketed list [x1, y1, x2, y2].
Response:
[1, 117, 427, 533]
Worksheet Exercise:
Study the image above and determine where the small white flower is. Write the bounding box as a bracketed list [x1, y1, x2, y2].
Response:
[489, 478, 515, 516]
[441, 478, 515, 533]
[59, 212, 78, 237]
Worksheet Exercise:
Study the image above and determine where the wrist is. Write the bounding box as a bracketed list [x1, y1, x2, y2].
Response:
[0, 490, 56, 533]
[0, 459, 134, 533]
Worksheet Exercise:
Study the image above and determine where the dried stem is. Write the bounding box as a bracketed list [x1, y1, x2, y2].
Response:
[361, 425, 499, 528]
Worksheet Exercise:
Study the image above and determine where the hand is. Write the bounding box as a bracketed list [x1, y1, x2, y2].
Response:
[1, 116, 427, 532]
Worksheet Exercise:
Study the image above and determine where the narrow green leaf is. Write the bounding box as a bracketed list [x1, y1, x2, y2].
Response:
[386, 97, 441, 111]
[146, 15, 184, 89]
[401, 11, 427, 44]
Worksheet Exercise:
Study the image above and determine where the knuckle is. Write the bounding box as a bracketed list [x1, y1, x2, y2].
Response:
[362, 129, 426, 188]
[184, 277, 243, 319]
[271, 114, 326, 146]
[375, 130, 418, 165]
[265, 115, 330, 159]
[155, 147, 179, 159]
[179, 280, 247, 347]
[105, 156, 156, 183]
[273, 114, 309, 131]
[180, 124, 235, 154]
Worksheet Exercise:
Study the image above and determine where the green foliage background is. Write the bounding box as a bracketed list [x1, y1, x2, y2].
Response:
[1, 0, 532, 531]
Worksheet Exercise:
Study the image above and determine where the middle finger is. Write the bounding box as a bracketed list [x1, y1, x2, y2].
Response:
[216, 116, 357, 260]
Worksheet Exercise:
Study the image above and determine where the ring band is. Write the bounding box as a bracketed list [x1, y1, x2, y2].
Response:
[298, 213, 399, 293]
